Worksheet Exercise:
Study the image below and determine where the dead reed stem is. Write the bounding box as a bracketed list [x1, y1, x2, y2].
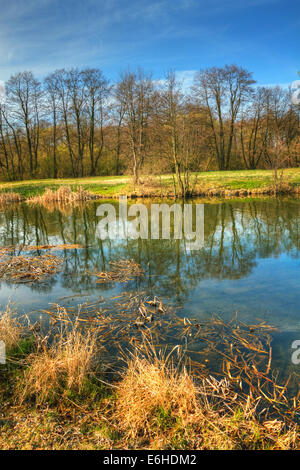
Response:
[0, 254, 63, 283]
[27, 186, 99, 205]
[88, 259, 144, 283]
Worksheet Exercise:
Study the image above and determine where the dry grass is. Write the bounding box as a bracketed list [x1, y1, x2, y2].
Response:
[0, 306, 299, 449]
[0, 192, 22, 204]
[115, 346, 298, 450]
[0, 254, 63, 283]
[0, 407, 114, 450]
[0, 305, 23, 352]
[17, 325, 98, 405]
[28, 186, 99, 204]
[88, 259, 144, 284]
[0, 299, 299, 450]
[116, 349, 197, 442]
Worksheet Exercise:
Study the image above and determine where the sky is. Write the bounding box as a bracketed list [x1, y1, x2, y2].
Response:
[0, 0, 299, 87]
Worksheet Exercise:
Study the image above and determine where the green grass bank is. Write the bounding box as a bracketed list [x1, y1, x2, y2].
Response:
[1, 168, 300, 200]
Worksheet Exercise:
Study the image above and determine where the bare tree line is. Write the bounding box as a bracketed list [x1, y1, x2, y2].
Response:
[0, 64, 299, 182]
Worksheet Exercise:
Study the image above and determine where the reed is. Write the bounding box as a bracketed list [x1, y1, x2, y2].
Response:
[0, 192, 22, 204]
[28, 186, 99, 204]
[115, 344, 298, 449]
[0, 299, 299, 450]
[0, 305, 23, 352]
[17, 324, 98, 405]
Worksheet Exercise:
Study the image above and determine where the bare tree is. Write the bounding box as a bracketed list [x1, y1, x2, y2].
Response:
[259, 87, 292, 192]
[82, 68, 110, 176]
[6, 72, 42, 176]
[52, 69, 75, 176]
[116, 69, 154, 183]
[262, 87, 289, 168]
[65, 69, 86, 177]
[0, 105, 13, 179]
[239, 87, 268, 170]
[1, 105, 24, 179]
[0, 65, 298, 182]
[159, 71, 190, 196]
[45, 72, 60, 178]
[193, 64, 255, 170]
[111, 85, 126, 175]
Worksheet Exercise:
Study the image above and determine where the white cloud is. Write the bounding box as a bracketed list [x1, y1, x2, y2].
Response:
[0, 0, 178, 79]
[0, 0, 290, 82]
[257, 82, 291, 89]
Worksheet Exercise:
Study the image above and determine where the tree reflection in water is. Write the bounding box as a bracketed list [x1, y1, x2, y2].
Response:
[0, 199, 299, 301]
[1, 198, 300, 391]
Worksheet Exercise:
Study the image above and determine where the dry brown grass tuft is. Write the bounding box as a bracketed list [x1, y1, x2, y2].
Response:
[17, 326, 98, 405]
[28, 186, 99, 205]
[0, 192, 22, 204]
[116, 351, 197, 442]
[115, 347, 299, 450]
[0, 305, 23, 352]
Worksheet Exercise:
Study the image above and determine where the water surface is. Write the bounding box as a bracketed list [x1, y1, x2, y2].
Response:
[0, 198, 299, 381]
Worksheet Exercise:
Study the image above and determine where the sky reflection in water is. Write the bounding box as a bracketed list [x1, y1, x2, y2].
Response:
[0, 198, 299, 380]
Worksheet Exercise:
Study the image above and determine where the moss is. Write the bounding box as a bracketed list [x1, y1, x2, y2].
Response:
[8, 336, 36, 359]
[154, 406, 177, 432]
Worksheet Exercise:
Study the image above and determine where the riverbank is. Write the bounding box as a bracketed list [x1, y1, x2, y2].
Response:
[0, 303, 299, 450]
[1, 169, 300, 200]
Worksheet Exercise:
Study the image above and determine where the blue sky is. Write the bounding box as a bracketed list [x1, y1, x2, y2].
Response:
[0, 0, 299, 86]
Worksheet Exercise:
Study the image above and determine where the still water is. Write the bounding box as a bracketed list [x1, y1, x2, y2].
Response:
[0, 198, 300, 380]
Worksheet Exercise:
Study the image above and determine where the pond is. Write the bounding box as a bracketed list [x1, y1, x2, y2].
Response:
[0, 197, 300, 385]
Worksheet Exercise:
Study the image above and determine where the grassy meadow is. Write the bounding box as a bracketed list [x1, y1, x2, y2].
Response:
[1, 168, 300, 199]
